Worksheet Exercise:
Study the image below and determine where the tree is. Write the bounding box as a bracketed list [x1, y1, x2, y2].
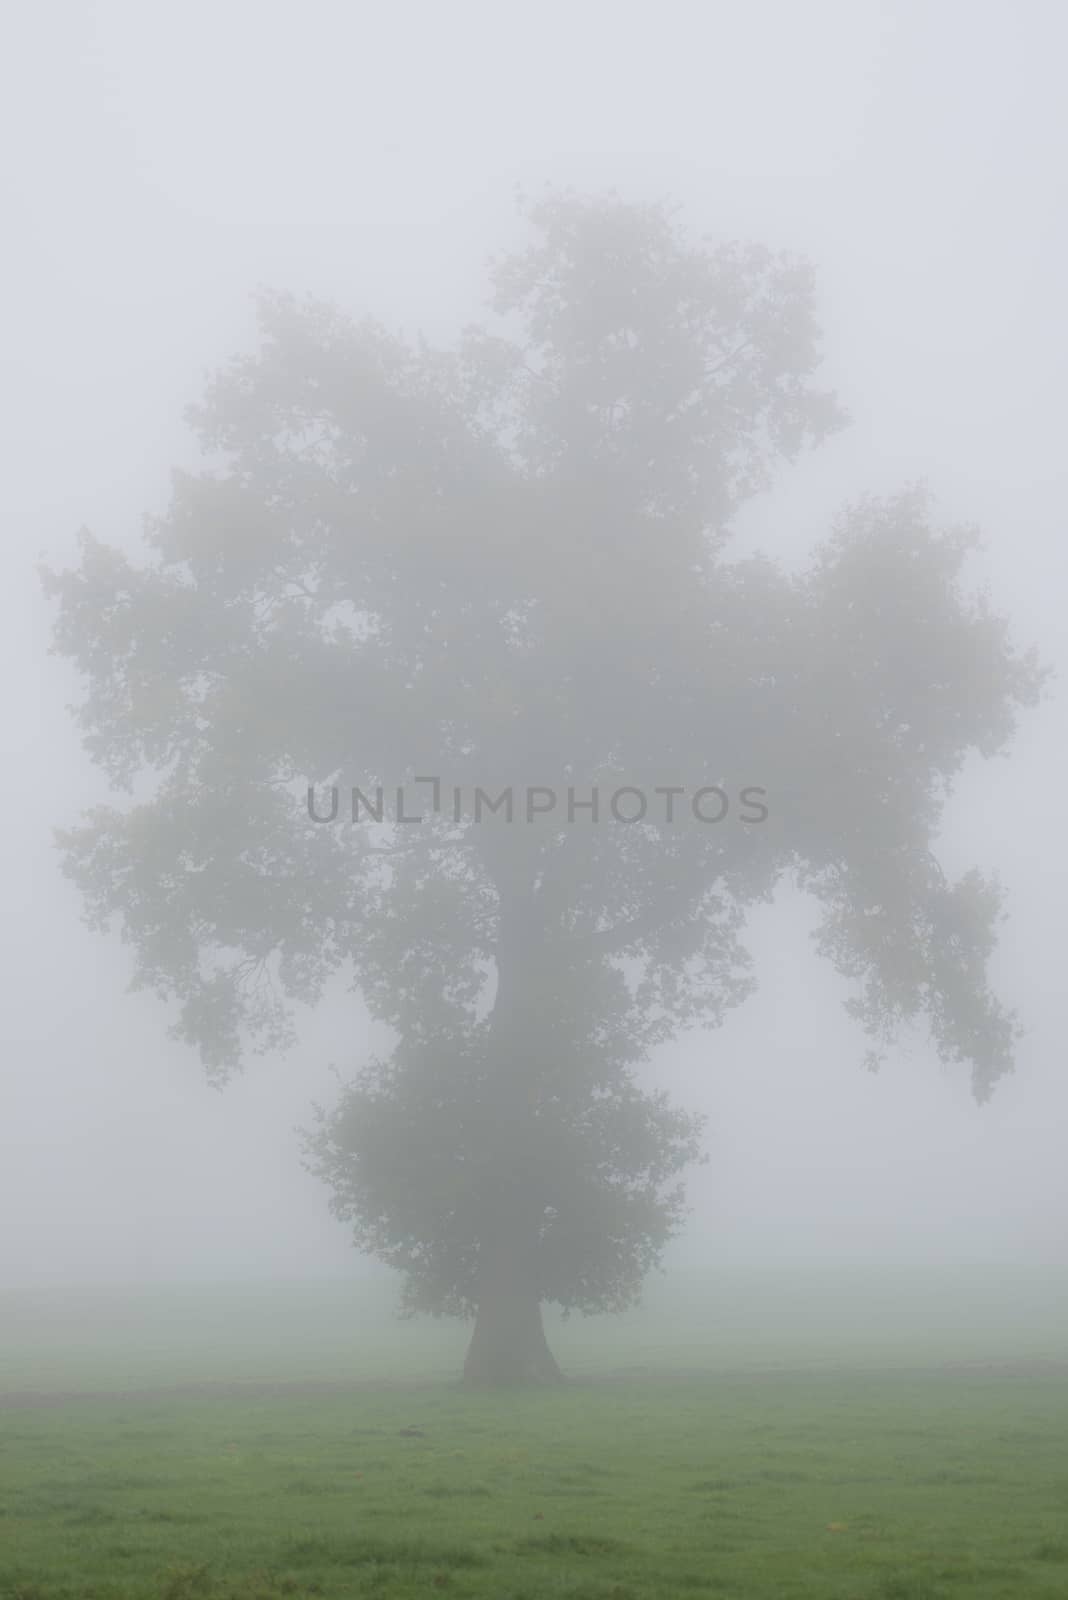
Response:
[42, 189, 1045, 1384]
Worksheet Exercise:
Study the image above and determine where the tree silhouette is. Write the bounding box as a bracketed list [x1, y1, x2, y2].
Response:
[43, 190, 1045, 1382]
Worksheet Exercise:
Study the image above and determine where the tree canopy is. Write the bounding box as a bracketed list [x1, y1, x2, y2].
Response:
[43, 190, 1045, 1381]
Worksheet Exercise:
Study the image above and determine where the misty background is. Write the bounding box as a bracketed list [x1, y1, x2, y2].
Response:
[3, 0, 1065, 1293]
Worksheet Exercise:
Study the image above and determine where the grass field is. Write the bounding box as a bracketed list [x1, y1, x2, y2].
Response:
[2, 1268, 1067, 1599]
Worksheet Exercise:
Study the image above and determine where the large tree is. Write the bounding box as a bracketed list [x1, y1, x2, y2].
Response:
[43, 190, 1044, 1383]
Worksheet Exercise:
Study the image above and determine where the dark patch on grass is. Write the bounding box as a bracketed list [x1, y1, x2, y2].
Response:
[877, 1576, 947, 1600]
[1033, 1539, 1068, 1561]
[15, 1495, 93, 1518]
[63, 1506, 119, 1526]
[422, 1481, 492, 1497]
[826, 1472, 891, 1485]
[134, 1507, 206, 1525]
[88, 1472, 180, 1491]
[277, 1535, 484, 1570]
[555, 1586, 638, 1600]
[515, 1532, 632, 1557]
[911, 1469, 993, 1486]
[934, 1563, 1026, 1583]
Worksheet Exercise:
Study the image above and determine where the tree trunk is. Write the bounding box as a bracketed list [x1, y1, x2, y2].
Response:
[462, 868, 563, 1385]
[462, 1256, 563, 1386]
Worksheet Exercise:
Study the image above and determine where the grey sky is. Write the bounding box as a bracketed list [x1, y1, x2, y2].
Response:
[3, 0, 1065, 1287]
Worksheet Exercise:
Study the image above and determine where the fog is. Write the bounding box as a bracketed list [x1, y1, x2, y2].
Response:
[3, 0, 1066, 1298]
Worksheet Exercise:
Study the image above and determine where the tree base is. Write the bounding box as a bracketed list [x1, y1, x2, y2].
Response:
[462, 1285, 565, 1386]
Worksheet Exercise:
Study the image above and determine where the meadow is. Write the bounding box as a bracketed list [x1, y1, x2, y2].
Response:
[2, 1267, 1067, 1600]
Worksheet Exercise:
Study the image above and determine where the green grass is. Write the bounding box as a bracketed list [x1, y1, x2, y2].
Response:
[2, 1269, 1068, 1599]
[4, 1371, 1068, 1598]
